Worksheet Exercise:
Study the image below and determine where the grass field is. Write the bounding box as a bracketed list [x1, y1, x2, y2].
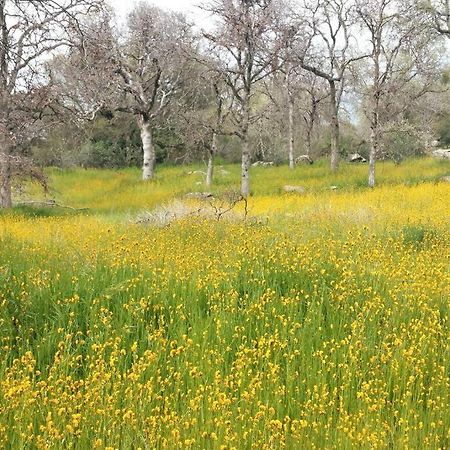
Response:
[0, 158, 449, 449]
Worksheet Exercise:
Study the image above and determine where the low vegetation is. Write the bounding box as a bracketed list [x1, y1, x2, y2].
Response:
[16, 157, 449, 214]
[0, 159, 449, 448]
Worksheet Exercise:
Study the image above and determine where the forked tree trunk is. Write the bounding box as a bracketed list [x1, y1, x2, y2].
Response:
[206, 152, 214, 188]
[369, 133, 377, 188]
[0, 151, 12, 208]
[240, 95, 251, 198]
[241, 136, 251, 198]
[206, 132, 217, 187]
[329, 80, 340, 172]
[305, 104, 316, 157]
[369, 103, 379, 188]
[139, 117, 155, 181]
[288, 92, 295, 170]
[305, 130, 312, 157]
[369, 37, 381, 188]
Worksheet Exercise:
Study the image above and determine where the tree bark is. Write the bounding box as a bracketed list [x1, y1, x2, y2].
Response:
[369, 31, 382, 188]
[305, 101, 316, 157]
[241, 135, 251, 198]
[329, 80, 340, 172]
[305, 130, 312, 157]
[0, 151, 12, 208]
[240, 93, 252, 198]
[139, 117, 155, 181]
[288, 91, 295, 170]
[369, 93, 380, 188]
[206, 132, 217, 187]
[369, 123, 377, 188]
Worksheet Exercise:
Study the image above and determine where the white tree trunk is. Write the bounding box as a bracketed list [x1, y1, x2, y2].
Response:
[0, 152, 12, 208]
[369, 109, 378, 188]
[240, 94, 251, 198]
[305, 127, 312, 157]
[369, 37, 381, 188]
[139, 118, 155, 181]
[329, 80, 340, 172]
[288, 93, 295, 170]
[369, 145, 376, 188]
[206, 132, 217, 187]
[241, 137, 251, 198]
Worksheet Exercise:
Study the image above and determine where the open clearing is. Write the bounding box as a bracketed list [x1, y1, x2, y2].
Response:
[0, 159, 449, 449]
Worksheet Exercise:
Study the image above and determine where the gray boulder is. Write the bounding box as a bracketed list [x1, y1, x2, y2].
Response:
[295, 155, 314, 165]
[283, 185, 306, 194]
[252, 161, 274, 167]
[432, 149, 450, 159]
[349, 153, 367, 163]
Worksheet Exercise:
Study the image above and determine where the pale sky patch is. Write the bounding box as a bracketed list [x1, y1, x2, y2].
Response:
[107, 0, 212, 28]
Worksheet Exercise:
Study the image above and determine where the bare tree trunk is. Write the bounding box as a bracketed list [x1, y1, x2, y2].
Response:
[329, 80, 340, 172]
[305, 105, 316, 157]
[0, 151, 12, 208]
[1, 4, 10, 208]
[305, 130, 312, 156]
[369, 33, 381, 188]
[240, 94, 252, 198]
[206, 132, 217, 187]
[369, 95, 380, 188]
[305, 111, 315, 156]
[241, 135, 251, 198]
[139, 117, 155, 181]
[288, 92, 295, 170]
[369, 124, 377, 188]
[284, 68, 295, 170]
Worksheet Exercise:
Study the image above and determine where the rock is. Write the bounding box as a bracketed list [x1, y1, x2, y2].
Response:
[330, 185, 338, 190]
[283, 185, 306, 194]
[432, 149, 450, 159]
[295, 155, 314, 165]
[441, 175, 450, 183]
[252, 161, 274, 167]
[431, 140, 440, 148]
[349, 153, 367, 163]
[185, 192, 214, 200]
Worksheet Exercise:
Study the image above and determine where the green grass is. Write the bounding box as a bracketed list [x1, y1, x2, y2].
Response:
[0, 157, 449, 449]
[18, 157, 450, 215]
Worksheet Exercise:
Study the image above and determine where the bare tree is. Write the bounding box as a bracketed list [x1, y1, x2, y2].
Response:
[177, 67, 233, 187]
[202, 0, 280, 197]
[205, 78, 232, 186]
[62, 3, 195, 181]
[262, 60, 299, 168]
[300, 72, 329, 157]
[356, 0, 433, 187]
[292, 0, 363, 171]
[0, 0, 101, 208]
[419, 0, 450, 36]
[268, 6, 300, 169]
[49, 10, 116, 124]
[110, 4, 194, 180]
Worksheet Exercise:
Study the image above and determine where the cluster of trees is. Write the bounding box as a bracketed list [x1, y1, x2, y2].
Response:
[1, 0, 450, 207]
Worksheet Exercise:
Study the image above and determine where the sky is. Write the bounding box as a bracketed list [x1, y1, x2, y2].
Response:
[107, 0, 210, 26]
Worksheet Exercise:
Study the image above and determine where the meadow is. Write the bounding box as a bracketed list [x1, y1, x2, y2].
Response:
[0, 158, 449, 449]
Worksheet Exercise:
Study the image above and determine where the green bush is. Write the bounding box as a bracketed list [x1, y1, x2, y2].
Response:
[402, 224, 437, 246]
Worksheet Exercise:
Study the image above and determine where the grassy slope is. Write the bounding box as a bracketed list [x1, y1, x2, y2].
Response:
[0, 157, 449, 449]
[18, 157, 450, 214]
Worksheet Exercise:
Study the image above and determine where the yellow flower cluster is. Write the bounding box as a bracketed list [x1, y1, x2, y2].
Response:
[0, 167, 449, 448]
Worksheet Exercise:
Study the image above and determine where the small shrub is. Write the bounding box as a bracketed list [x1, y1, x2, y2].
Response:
[402, 224, 436, 246]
